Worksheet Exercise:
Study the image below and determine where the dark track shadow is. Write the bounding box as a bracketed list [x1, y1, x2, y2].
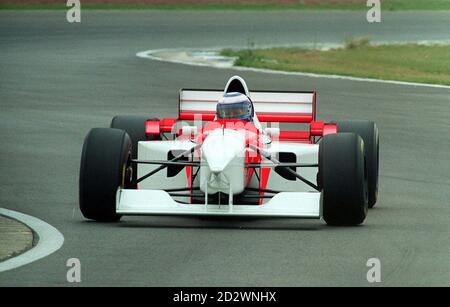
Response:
[115, 216, 322, 231]
[74, 207, 381, 231]
[76, 215, 379, 231]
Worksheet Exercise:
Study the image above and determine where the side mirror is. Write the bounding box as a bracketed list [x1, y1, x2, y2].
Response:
[181, 126, 198, 139]
[261, 128, 280, 145]
[264, 128, 280, 138]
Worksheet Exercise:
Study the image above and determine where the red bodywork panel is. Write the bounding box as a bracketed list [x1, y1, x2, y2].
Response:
[146, 118, 336, 143]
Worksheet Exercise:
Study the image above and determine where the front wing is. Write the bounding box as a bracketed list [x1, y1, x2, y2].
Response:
[116, 189, 321, 218]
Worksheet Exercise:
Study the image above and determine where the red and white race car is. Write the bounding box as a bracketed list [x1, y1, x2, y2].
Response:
[79, 76, 379, 226]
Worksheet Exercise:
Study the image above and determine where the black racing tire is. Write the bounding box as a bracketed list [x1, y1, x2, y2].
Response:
[79, 128, 132, 222]
[319, 133, 368, 226]
[337, 120, 379, 208]
[111, 115, 161, 188]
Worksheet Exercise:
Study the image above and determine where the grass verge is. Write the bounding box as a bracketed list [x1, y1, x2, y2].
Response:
[221, 41, 450, 86]
[1, 1, 450, 11]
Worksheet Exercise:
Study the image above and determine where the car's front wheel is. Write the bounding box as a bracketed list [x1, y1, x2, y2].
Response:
[319, 133, 369, 226]
[79, 128, 132, 222]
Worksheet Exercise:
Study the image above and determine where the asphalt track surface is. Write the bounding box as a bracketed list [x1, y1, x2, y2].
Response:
[0, 11, 449, 286]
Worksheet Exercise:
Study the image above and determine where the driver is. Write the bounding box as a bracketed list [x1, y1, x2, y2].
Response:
[216, 92, 254, 122]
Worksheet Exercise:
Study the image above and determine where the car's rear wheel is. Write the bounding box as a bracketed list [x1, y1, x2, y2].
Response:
[337, 120, 379, 208]
[79, 128, 132, 222]
[111, 115, 161, 188]
[319, 133, 368, 226]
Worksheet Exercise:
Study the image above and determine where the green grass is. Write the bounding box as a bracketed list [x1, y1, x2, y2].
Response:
[1, 1, 450, 11]
[221, 42, 450, 86]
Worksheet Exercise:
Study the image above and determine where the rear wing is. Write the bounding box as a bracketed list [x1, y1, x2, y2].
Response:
[179, 89, 316, 123]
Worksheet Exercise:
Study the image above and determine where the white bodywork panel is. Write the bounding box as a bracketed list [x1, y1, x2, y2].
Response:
[137, 140, 319, 192]
[137, 140, 196, 190]
[117, 189, 321, 218]
[200, 129, 246, 195]
[260, 142, 319, 193]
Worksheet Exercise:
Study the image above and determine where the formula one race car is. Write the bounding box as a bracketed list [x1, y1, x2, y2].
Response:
[79, 76, 379, 226]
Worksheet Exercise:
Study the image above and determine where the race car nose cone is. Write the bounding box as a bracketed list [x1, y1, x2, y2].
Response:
[209, 167, 224, 173]
[208, 172, 226, 189]
[203, 147, 234, 173]
[202, 128, 246, 173]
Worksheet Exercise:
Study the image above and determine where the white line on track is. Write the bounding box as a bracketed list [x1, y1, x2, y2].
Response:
[137, 48, 450, 90]
[0, 208, 64, 273]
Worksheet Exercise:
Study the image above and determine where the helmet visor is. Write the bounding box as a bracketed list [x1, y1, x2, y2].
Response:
[217, 101, 251, 119]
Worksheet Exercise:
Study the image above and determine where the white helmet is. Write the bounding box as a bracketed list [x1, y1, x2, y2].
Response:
[216, 92, 254, 122]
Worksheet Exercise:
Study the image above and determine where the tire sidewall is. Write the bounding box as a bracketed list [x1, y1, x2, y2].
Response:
[319, 133, 368, 226]
[337, 120, 379, 208]
[79, 128, 132, 222]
